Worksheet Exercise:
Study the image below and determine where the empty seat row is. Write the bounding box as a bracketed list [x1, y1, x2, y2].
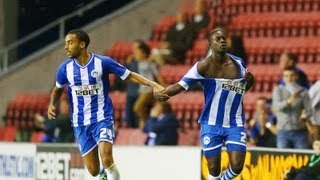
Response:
[244, 37, 320, 64]
[213, 0, 320, 16]
[229, 12, 320, 38]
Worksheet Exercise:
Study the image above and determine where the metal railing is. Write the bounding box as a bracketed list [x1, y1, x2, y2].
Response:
[0, 0, 107, 72]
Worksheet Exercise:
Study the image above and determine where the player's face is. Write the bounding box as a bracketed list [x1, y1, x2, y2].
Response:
[210, 31, 227, 53]
[64, 34, 84, 58]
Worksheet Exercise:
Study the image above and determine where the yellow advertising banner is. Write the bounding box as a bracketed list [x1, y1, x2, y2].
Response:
[201, 148, 312, 180]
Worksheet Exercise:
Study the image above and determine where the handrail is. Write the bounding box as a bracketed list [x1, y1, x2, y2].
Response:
[0, 0, 107, 72]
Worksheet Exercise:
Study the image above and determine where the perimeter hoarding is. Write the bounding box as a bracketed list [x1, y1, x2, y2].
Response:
[201, 147, 314, 180]
[0, 143, 36, 180]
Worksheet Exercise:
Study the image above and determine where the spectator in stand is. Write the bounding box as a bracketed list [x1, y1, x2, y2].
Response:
[126, 40, 165, 128]
[248, 97, 277, 147]
[190, 0, 211, 32]
[284, 140, 320, 180]
[272, 67, 312, 149]
[143, 101, 179, 146]
[34, 99, 74, 143]
[124, 40, 144, 128]
[151, 12, 196, 65]
[308, 79, 320, 141]
[226, 35, 247, 64]
[278, 52, 310, 89]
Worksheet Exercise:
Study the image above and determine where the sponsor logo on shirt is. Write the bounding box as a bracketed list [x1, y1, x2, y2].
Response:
[75, 84, 100, 96]
[222, 80, 246, 94]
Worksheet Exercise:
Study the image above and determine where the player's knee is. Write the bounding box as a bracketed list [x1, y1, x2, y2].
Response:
[208, 163, 220, 175]
[230, 163, 244, 174]
[100, 155, 113, 167]
[86, 165, 100, 176]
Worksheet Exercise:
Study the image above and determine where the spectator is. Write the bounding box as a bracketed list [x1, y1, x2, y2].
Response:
[248, 97, 277, 147]
[226, 34, 247, 64]
[34, 99, 74, 143]
[124, 40, 143, 128]
[272, 67, 312, 149]
[278, 52, 310, 89]
[151, 12, 196, 65]
[308, 79, 320, 141]
[284, 140, 320, 180]
[143, 101, 179, 146]
[190, 0, 211, 32]
[126, 40, 165, 128]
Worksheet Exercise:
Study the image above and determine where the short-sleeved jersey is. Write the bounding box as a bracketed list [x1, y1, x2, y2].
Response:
[55, 53, 130, 127]
[178, 54, 247, 128]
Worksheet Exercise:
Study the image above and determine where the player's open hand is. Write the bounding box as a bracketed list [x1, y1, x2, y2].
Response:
[47, 104, 56, 119]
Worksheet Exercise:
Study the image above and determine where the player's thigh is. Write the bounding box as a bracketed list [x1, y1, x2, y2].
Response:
[83, 146, 100, 174]
[228, 151, 246, 170]
[200, 125, 224, 158]
[224, 127, 247, 153]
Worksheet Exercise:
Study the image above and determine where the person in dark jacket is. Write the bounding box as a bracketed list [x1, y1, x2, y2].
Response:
[284, 140, 320, 180]
[143, 101, 179, 145]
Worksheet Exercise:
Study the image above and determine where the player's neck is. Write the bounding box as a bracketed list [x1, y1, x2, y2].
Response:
[211, 52, 227, 64]
[76, 51, 91, 66]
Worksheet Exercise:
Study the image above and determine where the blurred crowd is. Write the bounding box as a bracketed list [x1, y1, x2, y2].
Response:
[2, 0, 320, 151]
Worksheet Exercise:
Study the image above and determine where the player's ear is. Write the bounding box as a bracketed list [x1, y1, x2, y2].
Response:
[80, 41, 86, 49]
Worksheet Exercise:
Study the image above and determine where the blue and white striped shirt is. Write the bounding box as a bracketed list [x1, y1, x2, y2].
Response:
[178, 54, 247, 127]
[55, 53, 130, 127]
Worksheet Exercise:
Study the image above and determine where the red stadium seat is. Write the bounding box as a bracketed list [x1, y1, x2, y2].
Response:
[31, 131, 45, 143]
[1, 126, 17, 142]
[178, 129, 199, 146]
[114, 128, 147, 145]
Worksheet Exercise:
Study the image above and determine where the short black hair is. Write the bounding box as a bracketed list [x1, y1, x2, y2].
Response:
[161, 102, 172, 114]
[208, 26, 226, 42]
[283, 66, 296, 72]
[138, 41, 151, 56]
[67, 29, 90, 48]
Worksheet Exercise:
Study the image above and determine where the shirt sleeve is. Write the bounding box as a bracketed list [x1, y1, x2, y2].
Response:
[103, 56, 131, 80]
[56, 63, 68, 88]
[178, 62, 203, 90]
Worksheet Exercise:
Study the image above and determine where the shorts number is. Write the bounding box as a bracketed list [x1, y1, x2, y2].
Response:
[240, 132, 247, 143]
[100, 128, 112, 139]
[100, 128, 107, 138]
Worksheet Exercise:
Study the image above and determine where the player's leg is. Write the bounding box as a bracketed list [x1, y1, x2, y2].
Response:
[92, 120, 120, 180]
[83, 147, 101, 176]
[74, 126, 101, 176]
[222, 127, 247, 180]
[201, 125, 224, 180]
[99, 141, 119, 180]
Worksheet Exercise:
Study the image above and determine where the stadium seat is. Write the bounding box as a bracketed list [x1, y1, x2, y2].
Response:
[114, 128, 147, 145]
[31, 131, 45, 143]
[1, 126, 17, 142]
[178, 129, 199, 146]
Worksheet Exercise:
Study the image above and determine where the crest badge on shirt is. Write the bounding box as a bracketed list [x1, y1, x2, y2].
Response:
[91, 69, 99, 78]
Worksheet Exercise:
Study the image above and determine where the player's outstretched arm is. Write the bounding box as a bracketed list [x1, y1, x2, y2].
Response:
[154, 83, 185, 101]
[48, 87, 64, 119]
[128, 71, 170, 98]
